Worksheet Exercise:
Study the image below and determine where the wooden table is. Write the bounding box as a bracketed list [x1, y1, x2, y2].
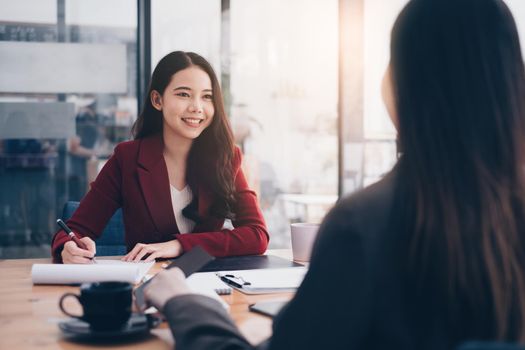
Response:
[0, 250, 296, 349]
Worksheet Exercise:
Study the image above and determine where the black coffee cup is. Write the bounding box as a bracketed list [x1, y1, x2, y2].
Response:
[59, 281, 133, 331]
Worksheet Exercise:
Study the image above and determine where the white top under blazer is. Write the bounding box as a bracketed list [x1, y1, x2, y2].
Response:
[170, 185, 195, 234]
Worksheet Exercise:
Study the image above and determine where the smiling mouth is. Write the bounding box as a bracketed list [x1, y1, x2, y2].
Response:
[181, 117, 204, 126]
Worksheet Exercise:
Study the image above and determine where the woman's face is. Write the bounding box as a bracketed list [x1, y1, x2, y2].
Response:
[381, 64, 398, 129]
[151, 66, 215, 142]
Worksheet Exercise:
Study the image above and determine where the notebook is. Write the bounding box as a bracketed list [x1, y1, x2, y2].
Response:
[216, 267, 308, 294]
[31, 260, 154, 285]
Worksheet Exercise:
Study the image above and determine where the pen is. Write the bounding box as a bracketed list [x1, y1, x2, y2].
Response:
[56, 219, 96, 262]
[220, 275, 244, 289]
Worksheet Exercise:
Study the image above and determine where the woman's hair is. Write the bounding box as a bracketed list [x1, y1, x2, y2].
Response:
[391, 0, 525, 341]
[132, 51, 236, 220]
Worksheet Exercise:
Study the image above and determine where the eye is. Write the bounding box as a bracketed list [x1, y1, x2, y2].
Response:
[203, 94, 213, 100]
[176, 92, 190, 97]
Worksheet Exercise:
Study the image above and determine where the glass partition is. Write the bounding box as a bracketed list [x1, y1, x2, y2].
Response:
[0, 0, 137, 258]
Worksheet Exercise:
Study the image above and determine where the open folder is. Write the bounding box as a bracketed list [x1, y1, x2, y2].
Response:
[216, 267, 308, 294]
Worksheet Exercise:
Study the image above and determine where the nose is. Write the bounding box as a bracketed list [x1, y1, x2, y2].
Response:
[189, 98, 203, 114]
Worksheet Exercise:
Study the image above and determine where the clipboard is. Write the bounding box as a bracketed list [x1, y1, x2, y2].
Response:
[217, 267, 307, 294]
[134, 246, 215, 311]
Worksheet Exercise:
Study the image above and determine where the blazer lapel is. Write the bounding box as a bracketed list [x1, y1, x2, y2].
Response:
[137, 134, 179, 235]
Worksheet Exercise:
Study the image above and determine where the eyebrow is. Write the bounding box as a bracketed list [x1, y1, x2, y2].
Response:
[173, 86, 212, 92]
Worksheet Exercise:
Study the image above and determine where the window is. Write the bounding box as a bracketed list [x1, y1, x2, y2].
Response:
[361, 0, 406, 186]
[228, 0, 339, 247]
[0, 0, 137, 258]
[152, 0, 339, 248]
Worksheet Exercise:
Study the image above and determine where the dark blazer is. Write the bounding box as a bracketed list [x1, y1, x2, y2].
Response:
[160, 168, 486, 350]
[51, 134, 269, 262]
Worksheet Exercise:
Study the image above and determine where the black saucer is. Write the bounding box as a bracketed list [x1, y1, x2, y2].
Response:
[59, 313, 161, 340]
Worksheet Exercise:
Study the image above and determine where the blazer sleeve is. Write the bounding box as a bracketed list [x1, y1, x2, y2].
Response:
[176, 148, 269, 257]
[266, 204, 376, 349]
[50, 147, 124, 263]
[163, 294, 268, 350]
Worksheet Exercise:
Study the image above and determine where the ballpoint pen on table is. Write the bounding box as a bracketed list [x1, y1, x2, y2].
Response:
[56, 219, 96, 263]
[219, 274, 251, 289]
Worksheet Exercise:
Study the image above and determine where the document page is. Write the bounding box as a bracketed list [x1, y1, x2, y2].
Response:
[186, 272, 232, 295]
[31, 260, 154, 285]
[186, 272, 231, 309]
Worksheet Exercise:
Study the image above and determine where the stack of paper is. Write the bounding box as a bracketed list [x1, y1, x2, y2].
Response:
[31, 260, 154, 285]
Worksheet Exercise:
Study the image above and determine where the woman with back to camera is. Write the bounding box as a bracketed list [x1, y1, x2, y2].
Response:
[143, 0, 525, 348]
[51, 51, 269, 264]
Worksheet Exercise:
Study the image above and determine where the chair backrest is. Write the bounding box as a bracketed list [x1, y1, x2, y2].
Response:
[458, 342, 525, 350]
[61, 201, 126, 256]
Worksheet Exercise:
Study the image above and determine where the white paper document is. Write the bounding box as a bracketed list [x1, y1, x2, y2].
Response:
[216, 267, 308, 294]
[186, 272, 231, 310]
[31, 260, 154, 285]
[186, 272, 232, 295]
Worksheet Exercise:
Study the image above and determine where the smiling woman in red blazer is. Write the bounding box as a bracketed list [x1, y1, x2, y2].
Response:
[51, 51, 269, 264]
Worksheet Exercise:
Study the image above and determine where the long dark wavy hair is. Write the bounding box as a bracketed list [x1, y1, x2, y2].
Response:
[391, 0, 525, 342]
[132, 51, 236, 220]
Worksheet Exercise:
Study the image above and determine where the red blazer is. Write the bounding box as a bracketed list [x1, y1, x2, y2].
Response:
[51, 134, 269, 263]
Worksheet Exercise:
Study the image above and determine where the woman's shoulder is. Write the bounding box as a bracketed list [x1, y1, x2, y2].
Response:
[113, 135, 162, 158]
[113, 139, 141, 154]
[321, 168, 400, 243]
[109, 139, 142, 165]
[338, 169, 398, 216]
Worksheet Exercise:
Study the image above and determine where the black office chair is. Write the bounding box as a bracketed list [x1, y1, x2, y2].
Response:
[61, 201, 126, 256]
[458, 342, 525, 350]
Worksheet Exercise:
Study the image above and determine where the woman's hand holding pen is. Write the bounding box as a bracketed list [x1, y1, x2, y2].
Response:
[61, 236, 96, 264]
[122, 240, 183, 262]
